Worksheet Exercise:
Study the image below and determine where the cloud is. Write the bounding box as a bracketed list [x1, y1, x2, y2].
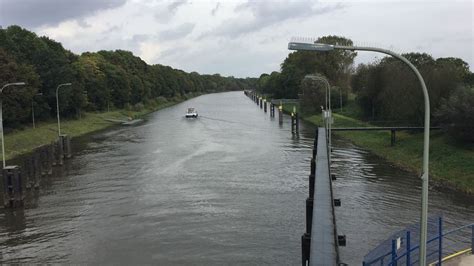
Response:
[154, 0, 189, 23]
[0, 0, 127, 28]
[199, 1, 344, 39]
[159, 22, 195, 41]
[168, 0, 188, 12]
[211, 2, 221, 16]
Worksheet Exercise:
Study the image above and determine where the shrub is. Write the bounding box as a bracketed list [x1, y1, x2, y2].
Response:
[435, 86, 474, 143]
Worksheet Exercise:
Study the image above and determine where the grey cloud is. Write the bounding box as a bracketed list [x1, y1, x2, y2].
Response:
[159, 22, 195, 41]
[200, 1, 344, 39]
[168, 0, 188, 12]
[155, 0, 189, 23]
[0, 0, 127, 28]
[211, 2, 220, 16]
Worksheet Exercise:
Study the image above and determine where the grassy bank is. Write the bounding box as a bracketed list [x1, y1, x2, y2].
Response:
[302, 112, 474, 194]
[3, 97, 186, 161]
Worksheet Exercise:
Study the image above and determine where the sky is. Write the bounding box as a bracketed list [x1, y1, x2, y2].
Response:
[0, 0, 472, 78]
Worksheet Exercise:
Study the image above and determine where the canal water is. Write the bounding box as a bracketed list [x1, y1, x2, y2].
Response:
[1, 91, 473, 264]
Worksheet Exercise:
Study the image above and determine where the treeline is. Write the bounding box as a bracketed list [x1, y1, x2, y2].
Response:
[256, 35, 473, 142]
[0, 25, 256, 128]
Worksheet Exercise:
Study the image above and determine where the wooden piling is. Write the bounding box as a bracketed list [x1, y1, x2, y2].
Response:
[2, 166, 24, 208]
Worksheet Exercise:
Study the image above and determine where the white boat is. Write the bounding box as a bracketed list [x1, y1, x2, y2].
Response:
[185, 107, 198, 118]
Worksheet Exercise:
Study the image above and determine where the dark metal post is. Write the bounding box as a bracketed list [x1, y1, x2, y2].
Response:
[51, 141, 57, 166]
[295, 112, 299, 133]
[301, 233, 311, 266]
[391, 129, 395, 146]
[438, 217, 443, 266]
[471, 225, 474, 254]
[264, 101, 267, 113]
[278, 106, 283, 125]
[391, 238, 397, 266]
[33, 150, 41, 188]
[57, 137, 64, 166]
[406, 231, 411, 266]
[291, 113, 295, 133]
[64, 135, 72, 159]
[2, 165, 23, 208]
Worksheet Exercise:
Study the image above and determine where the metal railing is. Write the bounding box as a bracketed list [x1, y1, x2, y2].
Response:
[363, 217, 473, 266]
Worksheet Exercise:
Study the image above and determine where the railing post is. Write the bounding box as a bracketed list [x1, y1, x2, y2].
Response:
[406, 231, 411, 266]
[391, 239, 397, 266]
[390, 129, 396, 146]
[471, 225, 474, 256]
[438, 216, 443, 266]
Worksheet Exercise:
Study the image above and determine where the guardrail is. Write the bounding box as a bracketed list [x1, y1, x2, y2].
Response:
[363, 217, 473, 266]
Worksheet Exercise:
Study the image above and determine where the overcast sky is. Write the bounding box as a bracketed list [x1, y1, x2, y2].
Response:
[0, 0, 472, 78]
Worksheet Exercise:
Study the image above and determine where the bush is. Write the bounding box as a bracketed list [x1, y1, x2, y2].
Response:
[435, 86, 474, 143]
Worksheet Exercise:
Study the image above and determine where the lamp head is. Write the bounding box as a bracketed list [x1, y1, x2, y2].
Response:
[288, 42, 334, 52]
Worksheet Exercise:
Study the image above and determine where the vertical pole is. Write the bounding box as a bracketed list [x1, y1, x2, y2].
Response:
[278, 105, 283, 125]
[58, 137, 64, 165]
[32, 100, 36, 129]
[0, 100, 5, 168]
[391, 239, 397, 266]
[295, 112, 299, 133]
[56, 86, 61, 136]
[471, 225, 474, 254]
[391, 129, 396, 146]
[340, 88, 342, 113]
[438, 216, 442, 266]
[406, 231, 411, 266]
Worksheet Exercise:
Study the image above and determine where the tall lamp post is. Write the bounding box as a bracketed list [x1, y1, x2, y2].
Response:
[56, 83, 72, 136]
[0, 82, 26, 168]
[304, 74, 332, 163]
[289, 41, 431, 265]
[31, 92, 43, 129]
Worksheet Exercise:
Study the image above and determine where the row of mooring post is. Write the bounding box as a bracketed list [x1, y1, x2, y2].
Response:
[244, 90, 298, 133]
[2, 134, 72, 208]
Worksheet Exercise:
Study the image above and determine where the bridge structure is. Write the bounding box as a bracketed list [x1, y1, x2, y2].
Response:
[302, 126, 343, 266]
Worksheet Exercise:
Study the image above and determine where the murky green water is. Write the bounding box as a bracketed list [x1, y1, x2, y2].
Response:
[1, 91, 472, 264]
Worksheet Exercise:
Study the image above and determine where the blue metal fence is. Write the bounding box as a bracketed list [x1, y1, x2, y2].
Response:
[363, 216, 474, 266]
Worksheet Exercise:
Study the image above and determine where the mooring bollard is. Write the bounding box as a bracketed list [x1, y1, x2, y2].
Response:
[57, 137, 64, 166]
[33, 150, 41, 188]
[23, 157, 32, 189]
[51, 141, 57, 166]
[64, 135, 72, 159]
[295, 112, 299, 133]
[278, 105, 283, 125]
[2, 165, 24, 208]
[45, 145, 53, 175]
[291, 113, 295, 133]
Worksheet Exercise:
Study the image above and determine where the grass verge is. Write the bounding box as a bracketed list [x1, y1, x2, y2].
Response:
[303, 112, 474, 194]
[4, 97, 185, 161]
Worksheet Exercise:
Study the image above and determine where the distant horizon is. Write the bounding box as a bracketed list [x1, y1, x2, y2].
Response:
[0, 0, 472, 77]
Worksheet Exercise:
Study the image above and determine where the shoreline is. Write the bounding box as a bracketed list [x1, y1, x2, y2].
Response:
[278, 102, 473, 195]
[3, 93, 200, 163]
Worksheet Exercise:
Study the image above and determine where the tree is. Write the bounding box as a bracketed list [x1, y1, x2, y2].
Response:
[435, 86, 474, 143]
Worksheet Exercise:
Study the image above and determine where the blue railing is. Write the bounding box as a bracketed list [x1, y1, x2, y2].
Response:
[363, 217, 474, 266]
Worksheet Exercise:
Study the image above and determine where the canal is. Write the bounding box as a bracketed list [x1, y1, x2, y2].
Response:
[1, 91, 473, 264]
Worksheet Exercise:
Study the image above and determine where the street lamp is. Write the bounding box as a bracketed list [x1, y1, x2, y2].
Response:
[304, 74, 332, 164]
[0, 82, 26, 168]
[31, 92, 43, 129]
[289, 41, 431, 265]
[56, 83, 72, 136]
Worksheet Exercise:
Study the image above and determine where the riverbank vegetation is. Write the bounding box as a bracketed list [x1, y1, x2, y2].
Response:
[261, 35, 473, 193]
[4, 94, 187, 161]
[0, 25, 256, 131]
